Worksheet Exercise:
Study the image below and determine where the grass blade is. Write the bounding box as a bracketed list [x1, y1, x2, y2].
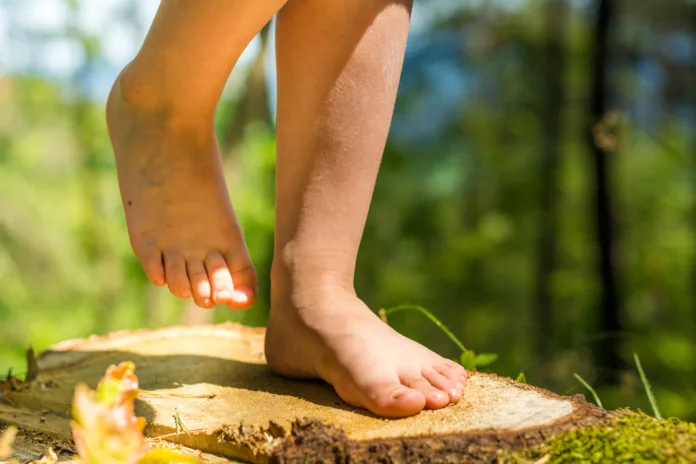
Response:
[382, 304, 467, 353]
[573, 373, 603, 408]
[634, 352, 662, 419]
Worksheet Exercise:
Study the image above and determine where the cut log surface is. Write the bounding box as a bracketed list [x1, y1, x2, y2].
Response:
[0, 423, 75, 462]
[1, 324, 606, 463]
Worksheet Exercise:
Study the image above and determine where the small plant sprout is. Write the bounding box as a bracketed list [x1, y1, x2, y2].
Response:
[573, 373, 603, 408]
[634, 352, 662, 419]
[381, 304, 498, 370]
[381, 305, 467, 351]
[174, 408, 192, 437]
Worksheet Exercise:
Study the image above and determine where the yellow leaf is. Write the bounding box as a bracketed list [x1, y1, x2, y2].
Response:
[0, 426, 18, 459]
[139, 448, 199, 464]
[71, 361, 148, 464]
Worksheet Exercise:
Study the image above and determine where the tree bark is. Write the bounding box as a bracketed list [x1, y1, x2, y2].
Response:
[534, 0, 568, 368]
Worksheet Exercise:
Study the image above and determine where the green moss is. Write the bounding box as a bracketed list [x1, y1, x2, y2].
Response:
[505, 411, 696, 463]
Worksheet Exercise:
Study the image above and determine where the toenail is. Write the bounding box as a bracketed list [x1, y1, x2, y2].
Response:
[203, 298, 212, 306]
[216, 290, 232, 300]
[448, 388, 460, 398]
[431, 391, 447, 400]
[460, 374, 467, 383]
[237, 286, 254, 296]
[456, 382, 465, 391]
[392, 389, 414, 399]
[181, 289, 191, 298]
[231, 289, 249, 304]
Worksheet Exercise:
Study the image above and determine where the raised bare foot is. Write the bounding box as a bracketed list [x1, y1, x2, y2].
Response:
[266, 283, 467, 418]
[107, 68, 256, 309]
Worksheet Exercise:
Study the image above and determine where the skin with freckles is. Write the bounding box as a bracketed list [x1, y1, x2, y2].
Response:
[108, 0, 467, 418]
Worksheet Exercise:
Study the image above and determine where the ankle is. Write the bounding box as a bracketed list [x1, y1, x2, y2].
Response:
[271, 243, 357, 306]
[115, 60, 215, 119]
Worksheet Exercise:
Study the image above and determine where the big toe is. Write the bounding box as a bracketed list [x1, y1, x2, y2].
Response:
[226, 251, 258, 309]
[345, 380, 426, 418]
[203, 251, 253, 309]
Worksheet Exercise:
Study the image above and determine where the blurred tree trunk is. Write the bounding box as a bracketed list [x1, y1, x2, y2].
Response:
[534, 0, 568, 369]
[589, 0, 622, 384]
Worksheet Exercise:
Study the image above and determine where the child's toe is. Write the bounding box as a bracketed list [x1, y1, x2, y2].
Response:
[135, 241, 165, 287]
[205, 251, 235, 305]
[187, 260, 214, 309]
[226, 251, 257, 310]
[437, 361, 468, 387]
[365, 383, 426, 418]
[423, 368, 462, 403]
[405, 376, 450, 410]
[164, 250, 191, 298]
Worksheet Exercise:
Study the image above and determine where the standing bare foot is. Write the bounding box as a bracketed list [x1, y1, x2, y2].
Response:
[264, 0, 460, 418]
[266, 274, 467, 418]
[107, 72, 256, 309]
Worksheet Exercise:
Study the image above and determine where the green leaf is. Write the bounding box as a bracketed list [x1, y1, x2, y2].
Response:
[459, 350, 477, 370]
[515, 372, 527, 383]
[474, 353, 498, 367]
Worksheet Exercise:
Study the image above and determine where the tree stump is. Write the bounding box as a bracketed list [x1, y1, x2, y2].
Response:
[1, 324, 692, 463]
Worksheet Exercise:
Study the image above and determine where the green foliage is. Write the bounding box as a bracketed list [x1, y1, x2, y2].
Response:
[458, 351, 499, 370]
[474, 353, 499, 367]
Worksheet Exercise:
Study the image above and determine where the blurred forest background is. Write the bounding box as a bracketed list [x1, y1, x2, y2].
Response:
[1, 0, 695, 419]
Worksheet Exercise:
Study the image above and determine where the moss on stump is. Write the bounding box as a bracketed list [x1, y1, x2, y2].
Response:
[505, 411, 696, 463]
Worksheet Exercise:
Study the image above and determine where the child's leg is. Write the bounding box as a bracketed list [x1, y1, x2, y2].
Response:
[107, 0, 285, 309]
[266, 0, 467, 417]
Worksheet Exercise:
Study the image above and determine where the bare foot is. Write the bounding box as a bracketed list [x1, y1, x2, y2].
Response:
[107, 69, 256, 309]
[266, 284, 467, 418]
